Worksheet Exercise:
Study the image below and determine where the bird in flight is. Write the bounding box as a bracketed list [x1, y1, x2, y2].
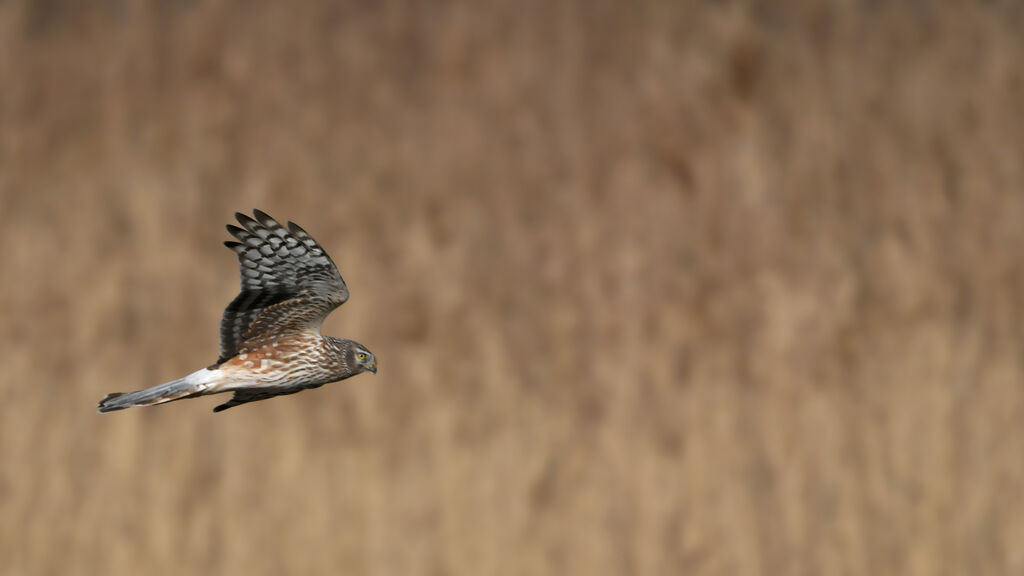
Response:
[98, 210, 377, 413]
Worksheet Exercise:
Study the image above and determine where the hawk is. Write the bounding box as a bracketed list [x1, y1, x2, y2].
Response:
[98, 210, 377, 413]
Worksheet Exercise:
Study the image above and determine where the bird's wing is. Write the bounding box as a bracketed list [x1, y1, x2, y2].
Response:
[216, 210, 348, 365]
[213, 387, 304, 412]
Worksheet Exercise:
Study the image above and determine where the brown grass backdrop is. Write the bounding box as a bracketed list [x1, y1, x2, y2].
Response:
[2, 1, 1024, 574]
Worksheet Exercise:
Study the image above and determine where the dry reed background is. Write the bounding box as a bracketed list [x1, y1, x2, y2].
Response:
[2, 1, 1024, 574]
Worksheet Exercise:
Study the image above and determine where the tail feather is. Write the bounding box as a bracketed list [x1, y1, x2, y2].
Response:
[97, 369, 215, 413]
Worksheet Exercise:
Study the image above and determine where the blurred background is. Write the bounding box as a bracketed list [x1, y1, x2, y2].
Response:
[2, 1, 1024, 574]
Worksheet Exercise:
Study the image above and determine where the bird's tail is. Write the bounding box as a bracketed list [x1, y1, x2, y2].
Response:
[97, 369, 217, 413]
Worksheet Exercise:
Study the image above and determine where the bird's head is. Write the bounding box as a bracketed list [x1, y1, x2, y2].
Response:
[347, 342, 377, 374]
[325, 337, 378, 375]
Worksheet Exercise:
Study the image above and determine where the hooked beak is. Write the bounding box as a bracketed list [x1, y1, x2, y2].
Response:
[367, 360, 377, 374]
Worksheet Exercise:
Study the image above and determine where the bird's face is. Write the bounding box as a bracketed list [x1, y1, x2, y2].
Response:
[352, 345, 377, 374]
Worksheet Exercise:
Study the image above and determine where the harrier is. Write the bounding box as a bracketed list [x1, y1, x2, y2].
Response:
[98, 210, 377, 413]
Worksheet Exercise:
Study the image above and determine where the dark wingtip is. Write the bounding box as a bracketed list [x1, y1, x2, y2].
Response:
[226, 224, 247, 239]
[286, 221, 308, 236]
[254, 210, 288, 233]
[253, 209, 274, 224]
[235, 212, 259, 231]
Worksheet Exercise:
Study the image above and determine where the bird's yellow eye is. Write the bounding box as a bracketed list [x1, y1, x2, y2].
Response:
[357, 353, 366, 360]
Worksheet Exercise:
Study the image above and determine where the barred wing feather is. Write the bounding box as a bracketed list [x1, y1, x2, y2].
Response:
[217, 210, 348, 364]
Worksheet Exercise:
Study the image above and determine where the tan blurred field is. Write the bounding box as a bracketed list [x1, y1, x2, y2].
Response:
[2, 1, 1024, 574]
